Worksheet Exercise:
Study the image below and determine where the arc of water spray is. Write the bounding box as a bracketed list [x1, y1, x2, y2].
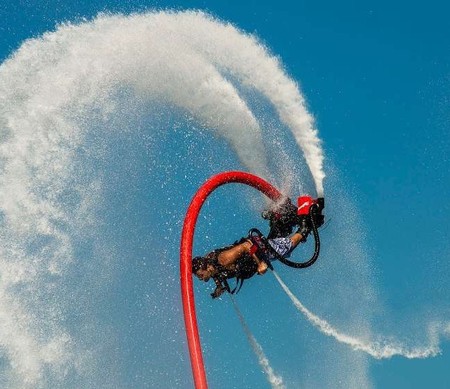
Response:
[150, 11, 326, 195]
[273, 271, 444, 360]
[0, 10, 326, 387]
[230, 296, 286, 389]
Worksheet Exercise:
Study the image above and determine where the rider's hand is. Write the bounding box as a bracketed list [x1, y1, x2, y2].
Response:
[211, 286, 226, 299]
[257, 262, 268, 275]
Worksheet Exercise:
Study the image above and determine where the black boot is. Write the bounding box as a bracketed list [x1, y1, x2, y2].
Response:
[263, 197, 299, 239]
[296, 217, 311, 242]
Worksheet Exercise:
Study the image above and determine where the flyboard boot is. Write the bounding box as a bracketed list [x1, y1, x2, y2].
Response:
[262, 196, 325, 240]
[247, 194, 325, 270]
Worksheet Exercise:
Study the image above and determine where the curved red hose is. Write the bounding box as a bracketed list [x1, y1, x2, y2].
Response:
[180, 171, 282, 388]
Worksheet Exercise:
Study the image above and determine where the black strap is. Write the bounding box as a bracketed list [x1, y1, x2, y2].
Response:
[231, 278, 244, 295]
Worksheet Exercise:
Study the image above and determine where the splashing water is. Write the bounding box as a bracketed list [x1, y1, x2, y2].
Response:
[231, 296, 285, 389]
[0, 10, 324, 388]
[273, 271, 449, 360]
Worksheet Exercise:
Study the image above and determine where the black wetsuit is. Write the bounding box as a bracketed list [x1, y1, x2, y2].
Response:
[206, 239, 258, 298]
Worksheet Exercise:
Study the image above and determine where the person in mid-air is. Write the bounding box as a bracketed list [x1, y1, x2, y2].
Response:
[192, 196, 321, 298]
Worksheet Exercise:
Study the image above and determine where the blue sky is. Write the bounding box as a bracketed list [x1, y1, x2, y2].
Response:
[1, 1, 450, 388]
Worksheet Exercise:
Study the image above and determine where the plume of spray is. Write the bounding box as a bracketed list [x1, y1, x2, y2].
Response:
[230, 296, 286, 389]
[0, 10, 325, 388]
[161, 11, 325, 196]
[273, 271, 449, 360]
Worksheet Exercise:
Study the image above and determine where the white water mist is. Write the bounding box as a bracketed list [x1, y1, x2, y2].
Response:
[273, 271, 449, 360]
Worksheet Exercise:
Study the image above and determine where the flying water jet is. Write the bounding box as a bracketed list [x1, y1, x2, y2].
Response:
[231, 296, 285, 389]
[273, 271, 447, 360]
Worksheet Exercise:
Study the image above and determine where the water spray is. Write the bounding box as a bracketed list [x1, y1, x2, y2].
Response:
[273, 271, 444, 360]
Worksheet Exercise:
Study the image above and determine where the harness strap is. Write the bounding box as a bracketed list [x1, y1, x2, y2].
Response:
[248, 235, 269, 257]
[209, 238, 260, 298]
[231, 278, 244, 295]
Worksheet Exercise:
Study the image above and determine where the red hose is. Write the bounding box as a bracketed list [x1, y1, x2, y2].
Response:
[180, 171, 282, 388]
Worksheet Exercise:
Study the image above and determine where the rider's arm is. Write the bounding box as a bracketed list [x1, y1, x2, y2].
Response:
[211, 277, 229, 299]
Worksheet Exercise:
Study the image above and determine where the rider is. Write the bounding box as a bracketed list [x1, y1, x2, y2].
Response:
[192, 196, 318, 298]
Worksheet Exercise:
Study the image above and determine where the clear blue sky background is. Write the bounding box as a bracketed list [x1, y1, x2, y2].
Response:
[1, 1, 450, 388]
